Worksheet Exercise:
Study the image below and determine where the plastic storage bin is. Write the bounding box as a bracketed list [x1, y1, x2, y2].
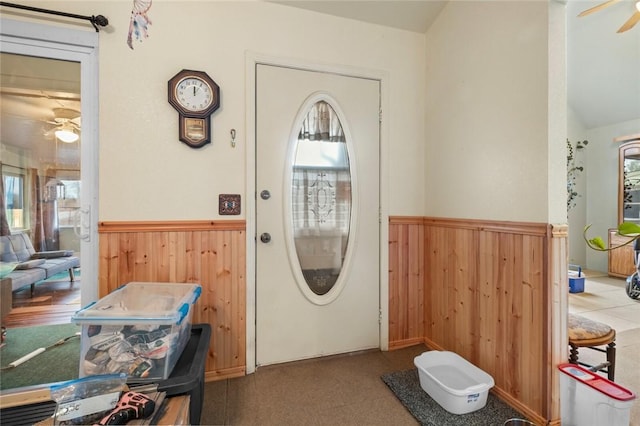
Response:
[569, 264, 585, 293]
[0, 325, 211, 426]
[559, 363, 636, 425]
[72, 282, 201, 381]
[414, 351, 495, 415]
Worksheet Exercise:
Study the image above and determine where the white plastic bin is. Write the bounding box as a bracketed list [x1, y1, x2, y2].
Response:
[559, 363, 636, 426]
[72, 282, 201, 381]
[414, 351, 495, 414]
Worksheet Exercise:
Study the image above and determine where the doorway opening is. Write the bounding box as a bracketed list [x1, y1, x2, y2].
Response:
[1, 19, 99, 328]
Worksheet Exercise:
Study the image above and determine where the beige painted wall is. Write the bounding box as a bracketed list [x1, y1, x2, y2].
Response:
[4, 1, 427, 220]
[584, 117, 640, 273]
[567, 106, 589, 267]
[4, 1, 567, 225]
[423, 1, 564, 223]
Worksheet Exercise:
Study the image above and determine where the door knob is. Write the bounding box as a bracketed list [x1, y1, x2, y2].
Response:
[260, 190, 271, 200]
[260, 233, 271, 243]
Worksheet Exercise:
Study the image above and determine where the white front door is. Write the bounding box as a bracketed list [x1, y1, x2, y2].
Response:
[256, 64, 380, 366]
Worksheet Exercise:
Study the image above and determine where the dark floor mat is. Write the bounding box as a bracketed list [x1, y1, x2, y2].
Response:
[381, 368, 528, 426]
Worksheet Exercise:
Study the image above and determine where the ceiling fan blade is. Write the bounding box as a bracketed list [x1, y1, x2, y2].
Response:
[618, 10, 640, 32]
[578, 0, 621, 17]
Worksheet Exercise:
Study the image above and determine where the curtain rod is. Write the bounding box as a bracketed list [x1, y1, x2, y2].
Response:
[0, 2, 108, 32]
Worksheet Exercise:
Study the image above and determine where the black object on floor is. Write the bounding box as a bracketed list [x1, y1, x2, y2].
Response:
[134, 323, 211, 426]
[381, 368, 526, 426]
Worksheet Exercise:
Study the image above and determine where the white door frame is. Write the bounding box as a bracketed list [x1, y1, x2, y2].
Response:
[1, 18, 100, 305]
[245, 52, 390, 374]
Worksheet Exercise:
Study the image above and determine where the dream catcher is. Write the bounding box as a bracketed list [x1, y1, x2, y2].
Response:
[127, 0, 153, 49]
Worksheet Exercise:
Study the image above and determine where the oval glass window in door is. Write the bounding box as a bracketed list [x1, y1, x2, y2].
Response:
[291, 100, 351, 296]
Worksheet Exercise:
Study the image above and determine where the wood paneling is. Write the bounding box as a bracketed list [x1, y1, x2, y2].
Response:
[608, 229, 636, 278]
[388, 217, 424, 349]
[389, 216, 562, 424]
[100, 217, 565, 422]
[476, 228, 546, 418]
[548, 224, 568, 425]
[98, 221, 246, 381]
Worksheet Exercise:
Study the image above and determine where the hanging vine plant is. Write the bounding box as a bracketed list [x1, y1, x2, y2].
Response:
[567, 139, 588, 210]
[584, 222, 640, 251]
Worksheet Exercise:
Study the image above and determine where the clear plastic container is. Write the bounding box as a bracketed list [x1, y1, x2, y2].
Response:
[72, 282, 201, 381]
[559, 363, 636, 426]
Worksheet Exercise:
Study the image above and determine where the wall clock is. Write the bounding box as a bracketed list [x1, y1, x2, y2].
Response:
[168, 69, 220, 148]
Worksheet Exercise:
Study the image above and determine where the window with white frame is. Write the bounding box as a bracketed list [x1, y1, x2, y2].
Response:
[3, 171, 25, 230]
[57, 179, 81, 228]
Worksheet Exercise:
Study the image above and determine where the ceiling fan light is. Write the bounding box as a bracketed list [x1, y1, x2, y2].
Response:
[636, 1, 640, 12]
[55, 128, 79, 143]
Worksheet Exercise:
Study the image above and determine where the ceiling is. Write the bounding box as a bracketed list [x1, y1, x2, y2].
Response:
[273, 0, 640, 130]
[273, 0, 448, 33]
[0, 1, 638, 170]
[566, 0, 640, 128]
[0, 53, 81, 169]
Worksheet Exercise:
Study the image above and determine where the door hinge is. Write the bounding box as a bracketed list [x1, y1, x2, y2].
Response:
[379, 109, 383, 123]
[379, 309, 382, 324]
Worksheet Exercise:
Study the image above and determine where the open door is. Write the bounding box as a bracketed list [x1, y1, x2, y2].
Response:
[1, 19, 99, 305]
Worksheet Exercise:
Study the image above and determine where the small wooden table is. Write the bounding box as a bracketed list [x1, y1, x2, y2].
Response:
[156, 395, 190, 425]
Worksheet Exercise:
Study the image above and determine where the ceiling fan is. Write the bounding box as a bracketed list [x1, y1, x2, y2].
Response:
[44, 107, 81, 143]
[579, 0, 640, 33]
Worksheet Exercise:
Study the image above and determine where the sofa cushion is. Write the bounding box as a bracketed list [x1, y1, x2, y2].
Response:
[7, 268, 46, 292]
[0, 236, 19, 263]
[15, 259, 46, 269]
[32, 250, 74, 259]
[6, 234, 35, 262]
[36, 256, 80, 278]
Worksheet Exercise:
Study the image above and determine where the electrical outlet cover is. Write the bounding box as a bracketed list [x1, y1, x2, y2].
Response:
[219, 194, 241, 215]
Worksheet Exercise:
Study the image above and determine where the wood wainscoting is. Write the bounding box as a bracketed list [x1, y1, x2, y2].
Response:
[389, 216, 567, 424]
[388, 217, 425, 350]
[99, 217, 567, 422]
[98, 220, 246, 382]
[608, 229, 636, 278]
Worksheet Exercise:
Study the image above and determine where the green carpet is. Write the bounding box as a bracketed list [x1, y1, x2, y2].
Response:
[0, 323, 81, 391]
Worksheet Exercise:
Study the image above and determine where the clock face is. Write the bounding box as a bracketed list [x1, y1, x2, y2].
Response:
[168, 70, 220, 118]
[175, 77, 214, 113]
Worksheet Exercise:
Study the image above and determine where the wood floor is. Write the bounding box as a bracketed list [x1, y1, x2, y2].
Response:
[2, 274, 80, 329]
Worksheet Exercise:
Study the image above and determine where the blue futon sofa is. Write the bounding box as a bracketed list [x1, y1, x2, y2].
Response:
[0, 233, 79, 293]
